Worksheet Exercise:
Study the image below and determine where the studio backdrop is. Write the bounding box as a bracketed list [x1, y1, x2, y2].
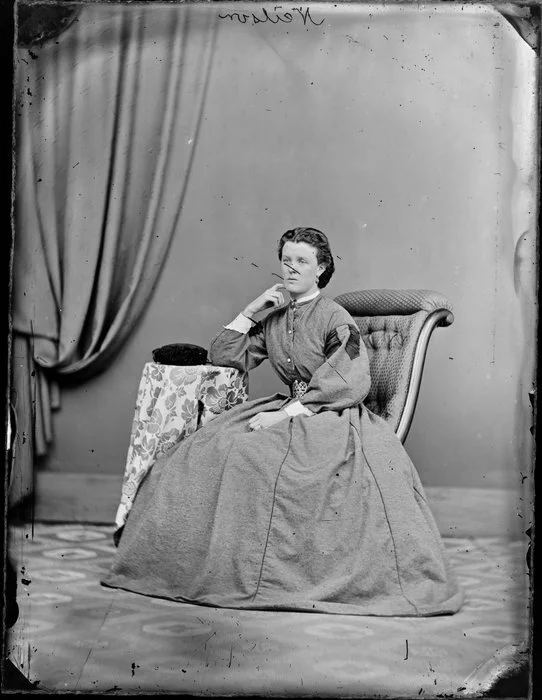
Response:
[11, 2, 538, 535]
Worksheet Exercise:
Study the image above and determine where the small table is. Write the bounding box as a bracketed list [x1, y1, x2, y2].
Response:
[115, 363, 248, 535]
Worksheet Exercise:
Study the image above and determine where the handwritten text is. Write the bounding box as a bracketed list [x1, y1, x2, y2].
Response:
[218, 6, 325, 27]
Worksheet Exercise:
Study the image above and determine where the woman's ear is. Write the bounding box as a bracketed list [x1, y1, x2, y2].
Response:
[316, 263, 326, 279]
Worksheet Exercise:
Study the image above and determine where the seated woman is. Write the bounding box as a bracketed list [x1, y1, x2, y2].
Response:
[102, 227, 463, 616]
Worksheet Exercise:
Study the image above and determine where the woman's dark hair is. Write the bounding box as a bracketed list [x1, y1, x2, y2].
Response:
[277, 227, 335, 289]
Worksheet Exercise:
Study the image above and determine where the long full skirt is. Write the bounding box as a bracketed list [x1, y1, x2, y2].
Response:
[102, 394, 463, 616]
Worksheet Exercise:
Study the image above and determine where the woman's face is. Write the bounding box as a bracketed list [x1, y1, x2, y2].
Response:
[280, 241, 326, 299]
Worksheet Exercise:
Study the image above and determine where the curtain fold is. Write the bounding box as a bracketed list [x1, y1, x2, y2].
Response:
[11, 4, 218, 505]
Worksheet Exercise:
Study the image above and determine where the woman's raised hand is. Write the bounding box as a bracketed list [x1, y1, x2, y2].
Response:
[243, 283, 286, 318]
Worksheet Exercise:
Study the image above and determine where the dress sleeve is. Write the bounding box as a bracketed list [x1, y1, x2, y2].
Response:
[208, 314, 268, 372]
[298, 320, 371, 414]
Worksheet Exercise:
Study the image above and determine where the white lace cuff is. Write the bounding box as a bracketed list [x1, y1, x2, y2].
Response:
[284, 400, 314, 417]
[224, 314, 255, 334]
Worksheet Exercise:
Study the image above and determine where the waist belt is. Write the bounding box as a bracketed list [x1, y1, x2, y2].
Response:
[290, 379, 308, 399]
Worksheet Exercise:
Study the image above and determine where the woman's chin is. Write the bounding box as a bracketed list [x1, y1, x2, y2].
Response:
[289, 287, 309, 299]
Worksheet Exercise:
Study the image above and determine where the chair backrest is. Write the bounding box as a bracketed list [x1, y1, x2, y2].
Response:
[334, 289, 454, 442]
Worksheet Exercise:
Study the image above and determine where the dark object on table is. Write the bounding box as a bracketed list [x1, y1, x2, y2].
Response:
[152, 343, 208, 366]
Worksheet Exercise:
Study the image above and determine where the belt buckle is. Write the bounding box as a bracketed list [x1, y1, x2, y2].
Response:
[292, 380, 308, 399]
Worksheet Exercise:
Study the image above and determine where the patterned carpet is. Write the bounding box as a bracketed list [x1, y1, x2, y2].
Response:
[6, 524, 530, 697]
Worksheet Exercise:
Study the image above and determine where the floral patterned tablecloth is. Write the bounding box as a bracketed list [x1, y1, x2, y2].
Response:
[114, 363, 248, 535]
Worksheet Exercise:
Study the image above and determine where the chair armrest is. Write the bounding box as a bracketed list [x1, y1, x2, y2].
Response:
[396, 308, 454, 443]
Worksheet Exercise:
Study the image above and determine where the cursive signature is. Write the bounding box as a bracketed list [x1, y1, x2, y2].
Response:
[218, 6, 325, 27]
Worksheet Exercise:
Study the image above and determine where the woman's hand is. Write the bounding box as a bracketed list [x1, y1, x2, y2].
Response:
[243, 283, 285, 318]
[248, 410, 289, 432]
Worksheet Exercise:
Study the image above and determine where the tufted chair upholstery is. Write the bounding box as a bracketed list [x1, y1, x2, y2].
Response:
[334, 289, 454, 443]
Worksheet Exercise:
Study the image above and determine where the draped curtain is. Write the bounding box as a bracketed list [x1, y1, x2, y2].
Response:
[11, 4, 218, 505]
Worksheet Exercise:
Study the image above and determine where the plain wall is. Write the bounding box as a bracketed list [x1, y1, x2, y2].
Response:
[26, 3, 537, 492]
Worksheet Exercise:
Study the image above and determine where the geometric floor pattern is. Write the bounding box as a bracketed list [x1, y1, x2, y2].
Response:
[6, 524, 531, 697]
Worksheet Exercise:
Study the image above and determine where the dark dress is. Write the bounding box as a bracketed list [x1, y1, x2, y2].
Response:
[102, 294, 463, 616]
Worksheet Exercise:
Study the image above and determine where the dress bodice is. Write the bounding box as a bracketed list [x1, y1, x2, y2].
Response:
[209, 294, 371, 415]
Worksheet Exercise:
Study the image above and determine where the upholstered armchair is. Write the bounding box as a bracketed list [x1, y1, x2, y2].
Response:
[334, 289, 454, 443]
